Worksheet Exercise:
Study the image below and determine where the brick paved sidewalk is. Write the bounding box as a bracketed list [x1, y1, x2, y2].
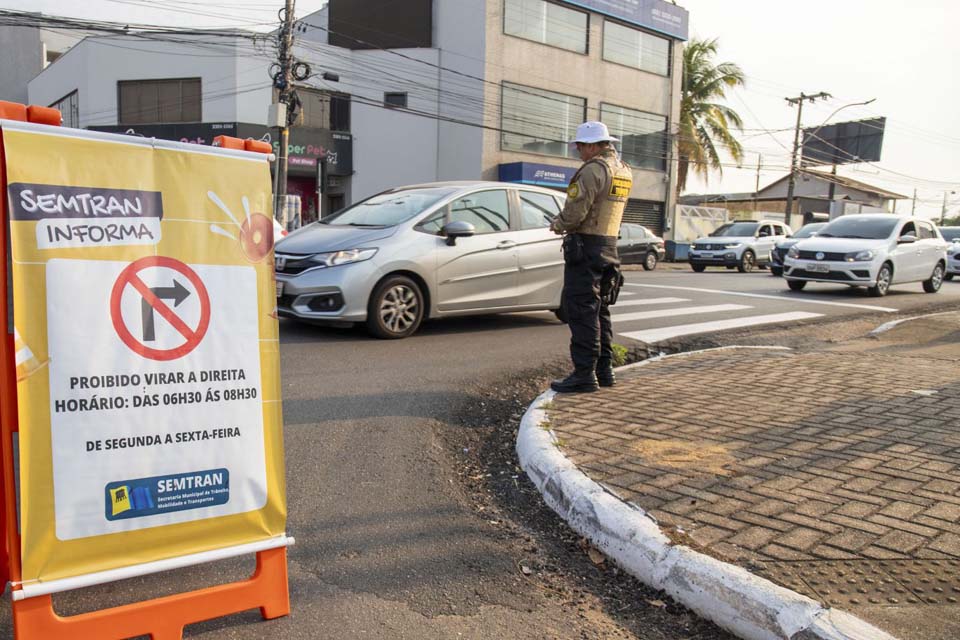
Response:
[546, 313, 960, 639]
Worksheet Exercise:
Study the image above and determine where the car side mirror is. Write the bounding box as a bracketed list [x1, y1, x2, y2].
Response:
[442, 220, 476, 246]
[898, 234, 917, 244]
[758, 232, 769, 238]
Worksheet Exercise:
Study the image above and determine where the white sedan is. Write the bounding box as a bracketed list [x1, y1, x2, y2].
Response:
[783, 214, 947, 297]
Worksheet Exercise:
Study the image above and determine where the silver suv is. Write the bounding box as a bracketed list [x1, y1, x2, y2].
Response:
[689, 220, 792, 273]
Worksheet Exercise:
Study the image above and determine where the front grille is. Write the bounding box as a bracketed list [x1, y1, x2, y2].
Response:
[274, 253, 317, 275]
[797, 250, 846, 261]
[693, 243, 729, 251]
[790, 269, 853, 281]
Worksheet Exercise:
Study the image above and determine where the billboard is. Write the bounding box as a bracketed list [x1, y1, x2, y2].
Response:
[801, 117, 885, 166]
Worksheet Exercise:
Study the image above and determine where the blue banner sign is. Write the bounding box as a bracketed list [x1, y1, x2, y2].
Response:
[564, 0, 689, 40]
[105, 468, 230, 521]
[499, 162, 577, 188]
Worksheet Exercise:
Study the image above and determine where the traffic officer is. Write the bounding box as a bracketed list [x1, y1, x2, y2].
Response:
[549, 121, 632, 393]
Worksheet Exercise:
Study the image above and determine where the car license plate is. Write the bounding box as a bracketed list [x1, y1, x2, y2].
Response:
[276, 281, 284, 298]
[806, 263, 830, 273]
[699, 252, 713, 258]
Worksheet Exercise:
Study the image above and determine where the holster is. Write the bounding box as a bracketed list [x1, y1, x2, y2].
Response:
[600, 266, 624, 305]
[562, 234, 585, 264]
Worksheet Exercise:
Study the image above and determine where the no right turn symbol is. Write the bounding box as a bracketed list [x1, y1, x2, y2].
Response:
[110, 256, 211, 361]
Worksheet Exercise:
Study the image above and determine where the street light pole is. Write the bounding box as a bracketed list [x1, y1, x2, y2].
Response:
[784, 92, 831, 227]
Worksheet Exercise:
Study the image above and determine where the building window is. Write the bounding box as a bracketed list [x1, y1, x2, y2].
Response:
[384, 92, 408, 108]
[503, 0, 588, 54]
[603, 20, 670, 76]
[600, 103, 668, 172]
[298, 88, 351, 131]
[501, 82, 585, 159]
[49, 90, 79, 128]
[118, 78, 201, 125]
[330, 93, 350, 131]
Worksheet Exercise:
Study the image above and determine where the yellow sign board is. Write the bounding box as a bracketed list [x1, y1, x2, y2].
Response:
[3, 122, 286, 585]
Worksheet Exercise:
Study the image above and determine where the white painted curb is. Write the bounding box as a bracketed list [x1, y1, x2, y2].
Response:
[517, 348, 898, 640]
[869, 310, 958, 336]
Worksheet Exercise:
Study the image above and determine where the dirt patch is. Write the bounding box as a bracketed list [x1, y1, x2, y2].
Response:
[632, 440, 737, 476]
[438, 358, 734, 640]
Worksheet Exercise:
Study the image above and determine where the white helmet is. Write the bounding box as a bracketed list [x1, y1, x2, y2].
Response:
[570, 121, 619, 146]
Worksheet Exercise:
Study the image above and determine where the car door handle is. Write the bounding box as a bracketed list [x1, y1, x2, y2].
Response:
[497, 241, 516, 250]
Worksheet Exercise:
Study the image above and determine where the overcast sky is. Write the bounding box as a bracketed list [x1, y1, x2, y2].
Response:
[9, 0, 959, 219]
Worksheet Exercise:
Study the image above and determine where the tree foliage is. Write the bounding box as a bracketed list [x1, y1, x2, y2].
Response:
[678, 38, 746, 195]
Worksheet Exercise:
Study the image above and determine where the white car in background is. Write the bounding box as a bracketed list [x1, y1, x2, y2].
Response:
[939, 226, 960, 280]
[783, 214, 947, 297]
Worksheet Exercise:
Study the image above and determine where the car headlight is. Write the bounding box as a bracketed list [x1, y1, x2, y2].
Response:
[309, 248, 378, 267]
[724, 243, 742, 249]
[844, 250, 874, 262]
[787, 246, 800, 259]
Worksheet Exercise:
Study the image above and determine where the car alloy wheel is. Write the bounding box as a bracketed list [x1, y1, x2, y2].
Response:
[923, 263, 944, 293]
[738, 250, 755, 273]
[366, 275, 424, 339]
[869, 264, 892, 297]
[643, 252, 658, 271]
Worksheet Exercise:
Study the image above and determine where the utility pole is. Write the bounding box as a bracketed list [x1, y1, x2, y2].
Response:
[912, 188, 917, 216]
[784, 91, 831, 227]
[942, 191, 956, 225]
[753, 153, 762, 212]
[273, 0, 297, 220]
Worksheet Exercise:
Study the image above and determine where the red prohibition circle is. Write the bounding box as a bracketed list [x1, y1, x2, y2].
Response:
[110, 256, 211, 361]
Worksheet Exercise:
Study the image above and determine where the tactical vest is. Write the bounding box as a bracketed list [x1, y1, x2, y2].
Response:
[569, 149, 633, 237]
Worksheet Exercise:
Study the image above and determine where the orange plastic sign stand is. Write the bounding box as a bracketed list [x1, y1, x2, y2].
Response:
[0, 104, 290, 640]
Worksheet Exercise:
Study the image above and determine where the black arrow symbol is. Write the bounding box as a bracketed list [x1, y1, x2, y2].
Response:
[141, 279, 192, 342]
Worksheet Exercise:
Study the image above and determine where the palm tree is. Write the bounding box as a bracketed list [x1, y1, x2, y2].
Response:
[677, 38, 745, 196]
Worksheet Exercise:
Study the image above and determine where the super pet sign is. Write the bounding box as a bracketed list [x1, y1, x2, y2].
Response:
[564, 0, 688, 40]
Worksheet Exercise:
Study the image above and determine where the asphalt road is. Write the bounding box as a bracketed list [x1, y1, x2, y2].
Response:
[1, 268, 957, 639]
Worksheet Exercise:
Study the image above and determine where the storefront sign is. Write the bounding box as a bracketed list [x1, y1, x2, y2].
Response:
[499, 162, 577, 188]
[90, 123, 354, 177]
[3, 122, 286, 584]
[563, 0, 688, 40]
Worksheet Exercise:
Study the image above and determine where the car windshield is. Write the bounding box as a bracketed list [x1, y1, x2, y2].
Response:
[794, 223, 826, 239]
[710, 222, 759, 237]
[940, 228, 960, 242]
[816, 217, 899, 240]
[322, 187, 457, 227]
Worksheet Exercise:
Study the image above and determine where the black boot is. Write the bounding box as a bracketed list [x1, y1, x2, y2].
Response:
[596, 360, 616, 387]
[551, 370, 599, 393]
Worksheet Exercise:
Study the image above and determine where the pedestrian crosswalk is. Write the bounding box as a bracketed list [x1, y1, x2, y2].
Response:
[611, 284, 825, 343]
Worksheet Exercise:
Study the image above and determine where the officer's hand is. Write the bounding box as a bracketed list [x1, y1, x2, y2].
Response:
[549, 219, 563, 234]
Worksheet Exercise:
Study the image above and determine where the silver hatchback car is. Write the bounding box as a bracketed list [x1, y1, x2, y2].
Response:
[273, 181, 566, 338]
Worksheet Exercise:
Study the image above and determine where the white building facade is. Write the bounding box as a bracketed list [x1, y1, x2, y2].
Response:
[27, 0, 688, 234]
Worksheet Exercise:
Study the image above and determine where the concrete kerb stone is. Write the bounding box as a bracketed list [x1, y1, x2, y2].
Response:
[868, 310, 957, 336]
[516, 347, 899, 640]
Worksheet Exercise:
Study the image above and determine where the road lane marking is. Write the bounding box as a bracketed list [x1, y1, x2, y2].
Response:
[611, 304, 751, 323]
[612, 297, 691, 307]
[623, 283, 898, 312]
[619, 311, 823, 343]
